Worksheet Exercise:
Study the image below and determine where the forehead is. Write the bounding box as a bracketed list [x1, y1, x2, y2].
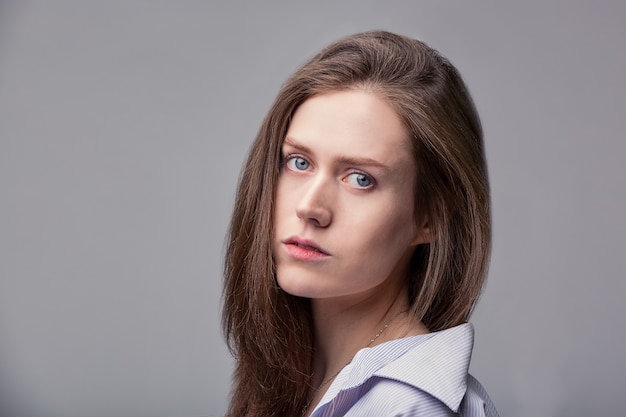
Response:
[285, 90, 412, 164]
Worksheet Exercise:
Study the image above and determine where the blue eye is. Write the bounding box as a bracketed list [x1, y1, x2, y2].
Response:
[286, 156, 310, 171]
[346, 172, 373, 188]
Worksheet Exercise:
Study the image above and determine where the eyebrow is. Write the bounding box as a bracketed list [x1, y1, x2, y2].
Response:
[283, 136, 391, 172]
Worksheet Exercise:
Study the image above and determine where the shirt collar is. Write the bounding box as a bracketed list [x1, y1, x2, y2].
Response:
[374, 323, 474, 411]
[337, 323, 474, 412]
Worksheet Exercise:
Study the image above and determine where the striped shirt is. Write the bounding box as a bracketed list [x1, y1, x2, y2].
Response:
[309, 323, 499, 417]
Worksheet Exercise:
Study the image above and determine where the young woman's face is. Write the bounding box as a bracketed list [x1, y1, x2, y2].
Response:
[273, 90, 428, 302]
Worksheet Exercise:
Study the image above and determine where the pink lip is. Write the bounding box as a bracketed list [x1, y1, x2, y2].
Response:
[282, 236, 330, 261]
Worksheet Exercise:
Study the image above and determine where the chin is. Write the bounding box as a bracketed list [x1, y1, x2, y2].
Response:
[276, 271, 327, 298]
[277, 276, 313, 298]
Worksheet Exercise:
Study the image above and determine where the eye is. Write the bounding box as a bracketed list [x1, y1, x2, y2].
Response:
[286, 156, 310, 171]
[345, 172, 374, 189]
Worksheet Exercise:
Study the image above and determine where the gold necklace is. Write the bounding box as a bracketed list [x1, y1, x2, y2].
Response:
[301, 309, 409, 416]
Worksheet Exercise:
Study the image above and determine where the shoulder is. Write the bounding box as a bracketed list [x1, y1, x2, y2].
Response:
[336, 375, 499, 417]
[460, 375, 500, 417]
[314, 324, 499, 417]
[341, 377, 455, 416]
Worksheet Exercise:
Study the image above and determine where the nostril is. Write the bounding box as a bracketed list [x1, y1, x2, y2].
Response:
[295, 178, 333, 227]
[296, 206, 331, 228]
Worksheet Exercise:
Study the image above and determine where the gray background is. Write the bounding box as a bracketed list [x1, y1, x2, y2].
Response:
[1, 1, 624, 416]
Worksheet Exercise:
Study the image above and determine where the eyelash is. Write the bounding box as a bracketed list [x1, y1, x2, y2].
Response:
[284, 155, 311, 172]
[282, 153, 376, 190]
[344, 172, 374, 189]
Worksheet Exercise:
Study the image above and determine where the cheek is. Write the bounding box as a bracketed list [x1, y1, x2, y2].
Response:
[341, 202, 417, 279]
[360, 199, 416, 246]
[274, 180, 289, 225]
[273, 180, 297, 237]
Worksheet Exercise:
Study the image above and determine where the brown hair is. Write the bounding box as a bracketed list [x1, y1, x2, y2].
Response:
[222, 31, 491, 417]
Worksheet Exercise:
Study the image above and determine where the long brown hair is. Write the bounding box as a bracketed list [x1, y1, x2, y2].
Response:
[222, 31, 491, 417]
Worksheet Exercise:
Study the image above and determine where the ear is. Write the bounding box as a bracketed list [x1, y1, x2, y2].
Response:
[410, 219, 430, 246]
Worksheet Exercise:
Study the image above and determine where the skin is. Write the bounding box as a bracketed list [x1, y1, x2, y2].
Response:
[273, 89, 430, 413]
[274, 89, 428, 303]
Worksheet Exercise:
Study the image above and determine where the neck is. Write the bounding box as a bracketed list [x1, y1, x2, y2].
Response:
[310, 286, 425, 390]
[302, 282, 430, 417]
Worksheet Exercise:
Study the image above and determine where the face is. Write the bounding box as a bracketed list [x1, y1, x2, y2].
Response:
[273, 89, 428, 302]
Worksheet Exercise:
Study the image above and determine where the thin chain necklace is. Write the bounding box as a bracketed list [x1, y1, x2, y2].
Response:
[301, 309, 409, 416]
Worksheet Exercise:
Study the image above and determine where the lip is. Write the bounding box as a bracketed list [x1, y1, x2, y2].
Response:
[282, 236, 330, 261]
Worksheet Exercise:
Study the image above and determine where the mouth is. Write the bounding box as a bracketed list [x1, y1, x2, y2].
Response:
[282, 237, 330, 257]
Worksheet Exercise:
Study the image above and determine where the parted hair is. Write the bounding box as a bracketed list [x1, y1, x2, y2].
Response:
[223, 31, 491, 417]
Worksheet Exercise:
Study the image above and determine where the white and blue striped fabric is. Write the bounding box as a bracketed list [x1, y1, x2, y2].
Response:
[310, 323, 499, 417]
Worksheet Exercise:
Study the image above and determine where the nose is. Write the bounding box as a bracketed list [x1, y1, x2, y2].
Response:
[296, 175, 333, 228]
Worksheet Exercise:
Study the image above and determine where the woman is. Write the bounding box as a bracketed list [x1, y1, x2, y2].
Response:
[223, 31, 499, 417]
